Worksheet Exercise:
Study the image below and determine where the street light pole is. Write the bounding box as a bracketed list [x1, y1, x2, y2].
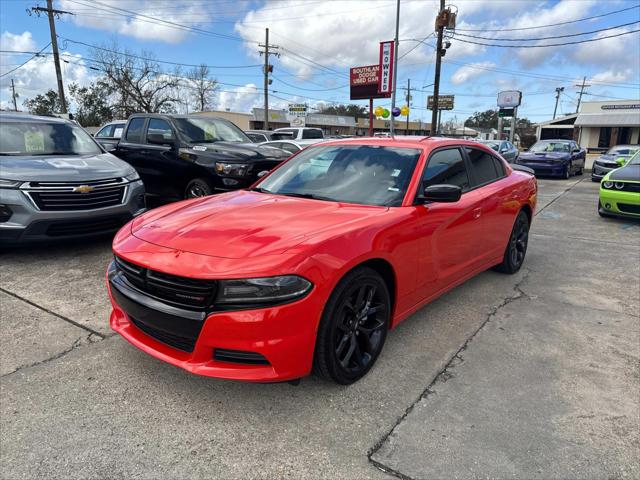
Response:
[389, 0, 400, 136]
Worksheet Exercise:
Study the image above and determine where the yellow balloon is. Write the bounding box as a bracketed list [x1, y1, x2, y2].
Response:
[374, 106, 384, 117]
[400, 106, 410, 116]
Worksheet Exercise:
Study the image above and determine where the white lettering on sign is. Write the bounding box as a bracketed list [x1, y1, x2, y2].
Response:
[378, 41, 394, 95]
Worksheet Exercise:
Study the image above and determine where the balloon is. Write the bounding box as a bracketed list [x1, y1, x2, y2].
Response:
[374, 106, 384, 117]
[392, 107, 401, 117]
[400, 105, 410, 116]
[382, 108, 390, 118]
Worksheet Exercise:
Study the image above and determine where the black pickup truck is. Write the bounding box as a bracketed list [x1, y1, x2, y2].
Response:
[113, 114, 289, 199]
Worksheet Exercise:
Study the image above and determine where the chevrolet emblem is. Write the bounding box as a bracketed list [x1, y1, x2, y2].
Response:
[73, 185, 95, 193]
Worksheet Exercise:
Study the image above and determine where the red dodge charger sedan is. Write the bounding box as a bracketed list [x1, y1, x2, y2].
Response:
[108, 137, 537, 384]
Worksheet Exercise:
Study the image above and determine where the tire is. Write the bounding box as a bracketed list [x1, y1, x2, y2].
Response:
[563, 166, 571, 179]
[313, 267, 390, 385]
[493, 210, 530, 274]
[184, 178, 214, 199]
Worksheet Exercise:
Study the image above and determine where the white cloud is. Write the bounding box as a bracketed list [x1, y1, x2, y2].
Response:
[58, 0, 215, 44]
[450, 62, 496, 85]
[1, 31, 95, 111]
[215, 83, 261, 113]
[590, 69, 633, 84]
[573, 28, 640, 71]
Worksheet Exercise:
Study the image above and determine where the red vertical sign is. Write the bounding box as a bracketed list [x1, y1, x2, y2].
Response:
[378, 41, 394, 95]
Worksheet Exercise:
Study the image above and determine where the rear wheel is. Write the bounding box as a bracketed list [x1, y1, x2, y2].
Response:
[313, 267, 390, 384]
[493, 210, 530, 274]
[184, 178, 214, 199]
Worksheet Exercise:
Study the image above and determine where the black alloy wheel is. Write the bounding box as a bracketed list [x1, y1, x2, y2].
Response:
[314, 267, 390, 384]
[563, 166, 571, 180]
[494, 210, 530, 274]
[185, 178, 214, 199]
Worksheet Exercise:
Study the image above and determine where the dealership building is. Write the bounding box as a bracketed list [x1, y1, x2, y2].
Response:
[536, 99, 640, 151]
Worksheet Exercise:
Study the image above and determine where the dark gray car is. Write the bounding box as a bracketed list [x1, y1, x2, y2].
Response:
[591, 144, 640, 182]
[478, 139, 519, 163]
[0, 113, 146, 245]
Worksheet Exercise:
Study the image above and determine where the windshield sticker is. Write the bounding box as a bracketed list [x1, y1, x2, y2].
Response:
[203, 124, 216, 141]
[391, 169, 401, 177]
[24, 131, 45, 152]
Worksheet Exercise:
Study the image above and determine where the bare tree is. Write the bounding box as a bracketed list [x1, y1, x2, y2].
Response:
[92, 41, 180, 116]
[187, 64, 217, 112]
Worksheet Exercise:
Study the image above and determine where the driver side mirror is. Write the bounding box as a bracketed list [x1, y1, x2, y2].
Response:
[423, 184, 462, 203]
[148, 133, 176, 147]
[572, 148, 580, 153]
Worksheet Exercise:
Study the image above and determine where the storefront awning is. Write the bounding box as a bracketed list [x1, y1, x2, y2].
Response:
[575, 112, 640, 127]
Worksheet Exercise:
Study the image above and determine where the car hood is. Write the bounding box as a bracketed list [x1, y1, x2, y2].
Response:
[608, 164, 640, 182]
[519, 151, 570, 161]
[131, 190, 388, 258]
[0, 152, 134, 181]
[188, 141, 289, 162]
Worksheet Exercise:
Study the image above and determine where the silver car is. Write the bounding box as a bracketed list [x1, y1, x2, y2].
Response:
[0, 113, 146, 245]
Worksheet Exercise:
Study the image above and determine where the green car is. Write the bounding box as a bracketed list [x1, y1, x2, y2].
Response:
[599, 151, 640, 219]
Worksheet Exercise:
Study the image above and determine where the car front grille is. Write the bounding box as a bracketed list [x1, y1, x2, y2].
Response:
[618, 203, 640, 215]
[130, 316, 197, 352]
[114, 256, 218, 310]
[23, 178, 126, 211]
[619, 183, 640, 193]
[46, 216, 126, 236]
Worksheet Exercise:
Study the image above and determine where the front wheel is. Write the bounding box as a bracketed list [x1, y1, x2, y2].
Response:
[563, 166, 571, 179]
[313, 267, 390, 384]
[493, 210, 530, 274]
[184, 178, 214, 199]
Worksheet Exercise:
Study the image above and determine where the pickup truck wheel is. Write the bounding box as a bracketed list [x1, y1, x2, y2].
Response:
[185, 178, 214, 198]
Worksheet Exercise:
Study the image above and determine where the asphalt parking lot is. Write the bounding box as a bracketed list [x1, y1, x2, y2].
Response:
[1, 177, 638, 479]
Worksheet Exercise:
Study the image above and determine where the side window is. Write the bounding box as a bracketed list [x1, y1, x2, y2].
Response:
[465, 147, 500, 186]
[422, 148, 470, 191]
[281, 143, 300, 154]
[302, 129, 323, 139]
[493, 156, 506, 177]
[125, 118, 145, 143]
[95, 125, 114, 138]
[147, 118, 174, 141]
[246, 133, 264, 143]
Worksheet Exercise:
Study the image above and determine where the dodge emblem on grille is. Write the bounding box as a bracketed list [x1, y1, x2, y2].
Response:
[73, 185, 95, 193]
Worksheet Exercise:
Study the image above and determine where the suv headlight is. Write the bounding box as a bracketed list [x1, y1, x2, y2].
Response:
[215, 162, 250, 177]
[215, 275, 312, 307]
[124, 170, 140, 182]
[0, 178, 21, 189]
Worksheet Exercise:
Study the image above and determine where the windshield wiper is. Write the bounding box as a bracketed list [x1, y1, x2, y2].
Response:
[250, 187, 273, 194]
[277, 191, 334, 201]
[28, 151, 81, 156]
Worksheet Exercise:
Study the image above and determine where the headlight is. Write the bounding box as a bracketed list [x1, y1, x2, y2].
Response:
[124, 170, 140, 182]
[602, 181, 614, 189]
[215, 275, 312, 306]
[614, 182, 625, 190]
[0, 178, 21, 189]
[215, 162, 250, 176]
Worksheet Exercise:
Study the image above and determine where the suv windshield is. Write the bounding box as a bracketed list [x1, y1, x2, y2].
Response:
[0, 121, 102, 156]
[609, 146, 639, 156]
[174, 117, 250, 144]
[255, 145, 421, 207]
[530, 141, 570, 153]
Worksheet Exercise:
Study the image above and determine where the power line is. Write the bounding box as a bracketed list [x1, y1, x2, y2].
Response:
[0, 42, 51, 78]
[453, 21, 639, 42]
[452, 28, 640, 48]
[455, 5, 640, 32]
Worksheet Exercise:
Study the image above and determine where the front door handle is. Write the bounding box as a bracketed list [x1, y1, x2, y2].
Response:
[473, 208, 482, 219]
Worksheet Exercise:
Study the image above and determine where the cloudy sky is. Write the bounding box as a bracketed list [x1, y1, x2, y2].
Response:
[1, 0, 639, 124]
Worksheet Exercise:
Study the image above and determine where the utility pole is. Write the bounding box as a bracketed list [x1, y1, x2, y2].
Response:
[553, 87, 564, 119]
[30, 1, 73, 114]
[509, 107, 517, 143]
[10, 79, 18, 111]
[431, 0, 446, 135]
[258, 28, 278, 130]
[390, 0, 401, 135]
[574, 76, 590, 113]
[405, 78, 411, 134]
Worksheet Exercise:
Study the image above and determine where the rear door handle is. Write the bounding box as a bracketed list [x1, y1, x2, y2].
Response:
[473, 208, 482, 219]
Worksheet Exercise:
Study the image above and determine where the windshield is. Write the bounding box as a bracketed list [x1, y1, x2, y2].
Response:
[629, 151, 640, 165]
[529, 141, 570, 153]
[0, 121, 102, 156]
[608, 146, 639, 156]
[482, 141, 500, 151]
[255, 145, 421, 207]
[174, 117, 250, 144]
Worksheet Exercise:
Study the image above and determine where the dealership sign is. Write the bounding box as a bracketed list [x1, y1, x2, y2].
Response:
[288, 104, 307, 117]
[427, 95, 454, 110]
[378, 41, 394, 95]
[497, 90, 522, 108]
[350, 65, 389, 100]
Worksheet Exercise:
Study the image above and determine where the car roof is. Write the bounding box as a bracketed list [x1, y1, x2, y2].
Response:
[538, 139, 572, 142]
[300, 136, 492, 151]
[0, 112, 70, 123]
